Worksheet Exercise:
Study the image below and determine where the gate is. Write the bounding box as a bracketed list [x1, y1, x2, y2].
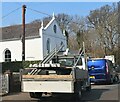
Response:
[1, 74, 9, 94]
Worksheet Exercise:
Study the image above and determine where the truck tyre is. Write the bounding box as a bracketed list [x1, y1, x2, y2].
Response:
[29, 92, 42, 98]
[74, 81, 82, 101]
[29, 92, 34, 98]
[74, 90, 82, 101]
[109, 76, 113, 84]
[86, 84, 91, 91]
[110, 77, 113, 84]
[114, 76, 119, 83]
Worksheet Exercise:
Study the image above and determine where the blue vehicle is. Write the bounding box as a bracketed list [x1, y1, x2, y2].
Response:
[87, 58, 118, 84]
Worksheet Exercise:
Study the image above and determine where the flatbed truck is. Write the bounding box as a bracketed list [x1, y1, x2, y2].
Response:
[21, 47, 91, 100]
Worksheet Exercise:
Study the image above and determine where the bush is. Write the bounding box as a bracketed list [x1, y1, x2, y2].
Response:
[2, 60, 40, 73]
[2, 61, 22, 73]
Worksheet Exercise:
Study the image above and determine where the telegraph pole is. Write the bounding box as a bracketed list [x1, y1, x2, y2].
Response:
[22, 5, 26, 61]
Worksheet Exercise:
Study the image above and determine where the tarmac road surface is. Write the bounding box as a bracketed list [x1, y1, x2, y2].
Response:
[2, 83, 120, 102]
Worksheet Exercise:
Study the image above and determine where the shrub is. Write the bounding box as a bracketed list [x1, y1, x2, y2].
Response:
[2, 60, 40, 73]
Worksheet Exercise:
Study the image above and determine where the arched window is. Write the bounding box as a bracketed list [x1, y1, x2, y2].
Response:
[60, 41, 63, 51]
[53, 25, 57, 33]
[46, 38, 50, 54]
[61, 41, 63, 46]
[4, 49, 11, 62]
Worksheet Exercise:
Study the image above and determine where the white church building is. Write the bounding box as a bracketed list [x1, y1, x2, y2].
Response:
[0, 14, 67, 62]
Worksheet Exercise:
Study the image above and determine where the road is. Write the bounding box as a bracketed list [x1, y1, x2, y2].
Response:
[2, 83, 120, 102]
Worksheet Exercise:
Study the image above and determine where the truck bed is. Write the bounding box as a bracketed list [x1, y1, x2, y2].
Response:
[22, 80, 74, 93]
[22, 75, 74, 93]
[22, 75, 73, 81]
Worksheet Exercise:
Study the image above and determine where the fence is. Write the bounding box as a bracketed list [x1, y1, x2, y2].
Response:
[1, 74, 9, 94]
[1, 72, 21, 95]
[12, 72, 21, 92]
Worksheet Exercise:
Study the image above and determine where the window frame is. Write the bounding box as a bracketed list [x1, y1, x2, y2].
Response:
[46, 38, 50, 54]
[4, 49, 11, 62]
[53, 25, 57, 33]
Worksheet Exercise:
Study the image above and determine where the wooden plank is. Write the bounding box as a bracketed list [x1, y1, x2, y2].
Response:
[22, 75, 73, 80]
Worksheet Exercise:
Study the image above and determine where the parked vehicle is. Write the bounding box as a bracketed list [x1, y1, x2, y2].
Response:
[105, 55, 115, 64]
[87, 58, 119, 84]
[21, 46, 91, 100]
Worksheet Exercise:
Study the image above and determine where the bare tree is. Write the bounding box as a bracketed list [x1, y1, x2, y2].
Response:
[56, 13, 72, 32]
[87, 3, 119, 56]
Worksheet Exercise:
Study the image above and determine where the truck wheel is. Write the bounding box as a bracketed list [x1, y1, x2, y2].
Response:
[29, 92, 42, 98]
[74, 90, 82, 101]
[86, 84, 91, 91]
[111, 77, 113, 84]
[30, 92, 34, 98]
[114, 76, 119, 83]
[109, 76, 113, 84]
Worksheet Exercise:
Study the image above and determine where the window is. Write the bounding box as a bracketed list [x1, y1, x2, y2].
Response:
[59, 58, 74, 67]
[61, 41, 63, 46]
[60, 41, 63, 51]
[53, 25, 57, 33]
[47, 38, 50, 54]
[4, 49, 11, 62]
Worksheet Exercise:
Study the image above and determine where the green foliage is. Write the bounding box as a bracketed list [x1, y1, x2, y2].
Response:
[22, 60, 40, 68]
[2, 61, 22, 73]
[2, 60, 40, 73]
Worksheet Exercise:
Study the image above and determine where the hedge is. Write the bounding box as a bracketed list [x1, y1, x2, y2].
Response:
[2, 60, 40, 73]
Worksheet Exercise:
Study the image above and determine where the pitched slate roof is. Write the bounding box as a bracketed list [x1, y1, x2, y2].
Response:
[1, 19, 50, 41]
[1, 22, 41, 41]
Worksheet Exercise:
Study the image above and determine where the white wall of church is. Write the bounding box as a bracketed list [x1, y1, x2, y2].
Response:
[0, 17, 67, 62]
[0, 37, 43, 62]
[42, 19, 67, 57]
[42, 34, 66, 57]
[25, 38, 43, 61]
[0, 40, 22, 62]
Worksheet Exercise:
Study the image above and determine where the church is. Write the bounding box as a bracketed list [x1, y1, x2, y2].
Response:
[0, 14, 67, 62]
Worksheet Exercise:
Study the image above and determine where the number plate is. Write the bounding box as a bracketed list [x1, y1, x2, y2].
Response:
[90, 76, 95, 79]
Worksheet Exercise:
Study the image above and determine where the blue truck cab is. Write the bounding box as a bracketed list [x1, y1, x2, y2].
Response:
[87, 58, 118, 84]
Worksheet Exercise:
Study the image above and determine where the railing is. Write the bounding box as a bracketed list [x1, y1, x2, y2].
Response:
[28, 44, 64, 75]
[41, 44, 64, 64]
[1, 74, 9, 94]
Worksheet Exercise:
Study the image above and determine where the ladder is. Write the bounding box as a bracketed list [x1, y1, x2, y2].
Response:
[41, 44, 64, 64]
[28, 68, 42, 75]
[28, 44, 64, 75]
[74, 48, 84, 67]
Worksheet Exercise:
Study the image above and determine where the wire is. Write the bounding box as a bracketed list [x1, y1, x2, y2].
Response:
[27, 7, 51, 17]
[2, 7, 21, 19]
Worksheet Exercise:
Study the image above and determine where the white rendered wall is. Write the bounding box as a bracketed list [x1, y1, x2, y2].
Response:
[0, 37, 43, 62]
[42, 19, 67, 57]
[25, 38, 43, 61]
[0, 17, 67, 62]
[0, 40, 22, 62]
